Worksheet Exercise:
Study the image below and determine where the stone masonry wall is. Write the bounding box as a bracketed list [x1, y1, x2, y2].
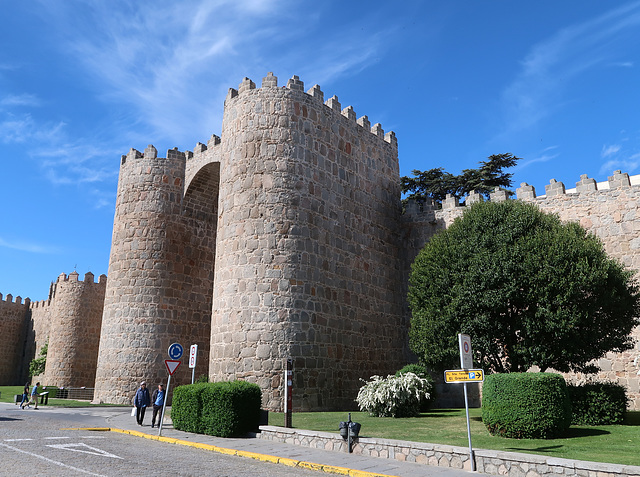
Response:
[24, 297, 53, 385]
[403, 174, 640, 409]
[210, 73, 409, 411]
[44, 271, 107, 387]
[94, 146, 215, 405]
[0, 294, 29, 385]
[517, 171, 640, 408]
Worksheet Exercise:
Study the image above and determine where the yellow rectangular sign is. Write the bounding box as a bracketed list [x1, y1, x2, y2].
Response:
[444, 369, 484, 383]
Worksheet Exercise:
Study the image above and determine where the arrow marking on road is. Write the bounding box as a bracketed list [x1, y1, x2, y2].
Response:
[0, 442, 107, 476]
[46, 443, 123, 459]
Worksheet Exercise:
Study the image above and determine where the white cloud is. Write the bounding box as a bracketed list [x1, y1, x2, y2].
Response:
[516, 146, 560, 170]
[601, 144, 621, 158]
[0, 237, 57, 254]
[0, 110, 118, 185]
[0, 113, 64, 144]
[611, 61, 634, 68]
[500, 2, 640, 136]
[600, 152, 640, 176]
[1, 93, 41, 107]
[34, 1, 392, 146]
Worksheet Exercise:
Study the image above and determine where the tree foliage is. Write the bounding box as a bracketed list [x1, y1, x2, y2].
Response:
[29, 342, 48, 378]
[408, 200, 640, 374]
[401, 153, 520, 205]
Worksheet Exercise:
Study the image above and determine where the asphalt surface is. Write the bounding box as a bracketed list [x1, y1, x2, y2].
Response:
[1, 403, 479, 476]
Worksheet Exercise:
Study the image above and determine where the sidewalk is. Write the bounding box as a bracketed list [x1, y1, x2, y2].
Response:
[104, 409, 478, 477]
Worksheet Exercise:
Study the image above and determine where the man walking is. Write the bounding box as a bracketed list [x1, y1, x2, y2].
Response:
[151, 384, 165, 428]
[134, 381, 151, 426]
[27, 382, 40, 409]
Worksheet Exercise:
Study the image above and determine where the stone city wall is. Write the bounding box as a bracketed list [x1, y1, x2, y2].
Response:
[24, 297, 53, 385]
[517, 171, 640, 408]
[44, 271, 107, 388]
[210, 73, 409, 411]
[0, 294, 29, 385]
[403, 172, 640, 409]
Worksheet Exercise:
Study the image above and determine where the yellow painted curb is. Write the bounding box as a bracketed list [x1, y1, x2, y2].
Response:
[73, 428, 398, 477]
[60, 427, 111, 431]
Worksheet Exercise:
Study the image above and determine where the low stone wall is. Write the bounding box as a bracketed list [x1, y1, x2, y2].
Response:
[258, 425, 640, 477]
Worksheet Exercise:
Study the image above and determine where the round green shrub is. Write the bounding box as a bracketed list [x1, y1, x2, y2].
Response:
[482, 372, 571, 438]
[567, 382, 627, 425]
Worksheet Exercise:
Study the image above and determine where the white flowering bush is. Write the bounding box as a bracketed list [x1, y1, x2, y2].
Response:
[356, 372, 432, 418]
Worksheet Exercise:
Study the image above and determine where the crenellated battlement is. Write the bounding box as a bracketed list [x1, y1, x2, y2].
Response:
[55, 271, 107, 285]
[403, 170, 640, 224]
[224, 72, 397, 148]
[516, 170, 640, 200]
[0, 293, 28, 305]
[120, 145, 188, 167]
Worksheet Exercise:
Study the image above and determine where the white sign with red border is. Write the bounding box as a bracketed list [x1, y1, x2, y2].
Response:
[165, 359, 181, 375]
[189, 344, 198, 369]
[458, 333, 473, 369]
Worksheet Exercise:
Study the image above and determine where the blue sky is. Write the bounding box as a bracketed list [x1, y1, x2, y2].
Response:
[2, 1, 640, 300]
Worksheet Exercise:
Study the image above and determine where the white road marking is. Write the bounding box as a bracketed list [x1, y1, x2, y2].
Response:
[46, 443, 123, 459]
[79, 436, 106, 439]
[44, 436, 71, 440]
[3, 438, 33, 442]
[0, 442, 107, 477]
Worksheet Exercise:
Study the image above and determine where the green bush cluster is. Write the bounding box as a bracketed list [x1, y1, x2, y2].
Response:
[567, 382, 627, 425]
[172, 381, 262, 437]
[482, 372, 571, 438]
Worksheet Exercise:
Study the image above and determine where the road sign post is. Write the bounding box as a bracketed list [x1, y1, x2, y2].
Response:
[453, 333, 478, 471]
[189, 344, 198, 384]
[444, 369, 484, 382]
[168, 342, 184, 360]
[159, 353, 181, 437]
[284, 357, 293, 428]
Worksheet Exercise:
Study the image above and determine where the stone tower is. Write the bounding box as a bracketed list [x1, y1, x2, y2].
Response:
[210, 74, 409, 410]
[43, 271, 107, 387]
[93, 145, 217, 404]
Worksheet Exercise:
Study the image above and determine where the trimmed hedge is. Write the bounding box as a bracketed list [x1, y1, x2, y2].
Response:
[482, 372, 571, 438]
[567, 382, 627, 425]
[172, 381, 262, 437]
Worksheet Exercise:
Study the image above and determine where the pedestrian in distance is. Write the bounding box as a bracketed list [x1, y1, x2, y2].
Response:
[134, 381, 151, 426]
[151, 384, 165, 428]
[20, 382, 29, 409]
[27, 382, 40, 409]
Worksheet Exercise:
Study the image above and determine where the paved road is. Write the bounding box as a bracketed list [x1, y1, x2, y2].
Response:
[1, 406, 322, 476]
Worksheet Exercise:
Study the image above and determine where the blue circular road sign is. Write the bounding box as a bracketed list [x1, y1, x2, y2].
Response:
[168, 342, 184, 360]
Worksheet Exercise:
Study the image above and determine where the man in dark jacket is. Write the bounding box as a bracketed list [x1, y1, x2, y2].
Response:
[134, 381, 151, 426]
[151, 384, 165, 428]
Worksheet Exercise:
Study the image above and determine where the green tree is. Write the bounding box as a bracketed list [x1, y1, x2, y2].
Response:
[401, 153, 520, 205]
[29, 342, 48, 377]
[408, 200, 640, 374]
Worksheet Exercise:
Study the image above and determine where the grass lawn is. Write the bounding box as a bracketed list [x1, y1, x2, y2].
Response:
[0, 385, 124, 408]
[268, 408, 640, 467]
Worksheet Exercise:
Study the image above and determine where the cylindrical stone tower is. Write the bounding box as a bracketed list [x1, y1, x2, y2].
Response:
[210, 74, 409, 411]
[43, 271, 107, 387]
[94, 146, 216, 404]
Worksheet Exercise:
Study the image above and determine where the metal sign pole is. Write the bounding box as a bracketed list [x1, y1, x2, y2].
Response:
[458, 333, 476, 472]
[284, 357, 293, 428]
[463, 381, 475, 471]
[158, 373, 171, 437]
